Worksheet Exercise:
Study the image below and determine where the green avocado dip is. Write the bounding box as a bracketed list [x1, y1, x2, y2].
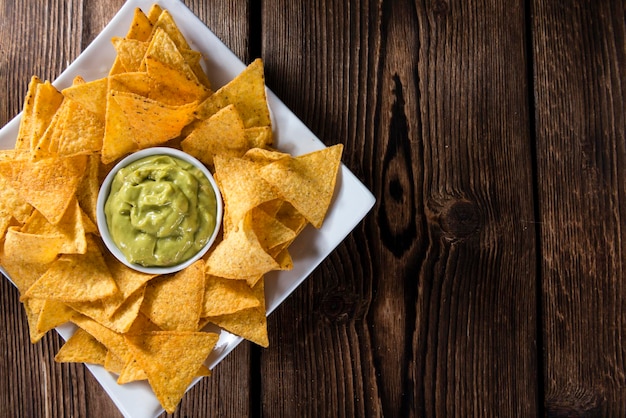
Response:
[104, 154, 217, 267]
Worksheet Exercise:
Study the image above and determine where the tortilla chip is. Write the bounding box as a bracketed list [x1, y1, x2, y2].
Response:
[15, 76, 42, 150]
[112, 37, 148, 73]
[102, 89, 139, 164]
[55, 328, 108, 365]
[36, 299, 76, 334]
[111, 91, 197, 148]
[30, 81, 65, 151]
[124, 331, 219, 413]
[213, 155, 279, 232]
[23, 236, 117, 302]
[181, 104, 247, 167]
[0, 154, 87, 224]
[202, 274, 261, 317]
[258, 144, 343, 228]
[194, 58, 270, 128]
[61, 77, 108, 120]
[141, 260, 205, 331]
[205, 214, 279, 279]
[207, 279, 268, 347]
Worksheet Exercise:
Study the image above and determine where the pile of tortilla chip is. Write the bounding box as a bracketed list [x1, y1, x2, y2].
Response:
[0, 4, 343, 414]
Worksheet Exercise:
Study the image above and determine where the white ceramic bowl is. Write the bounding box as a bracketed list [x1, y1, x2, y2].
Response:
[96, 147, 223, 275]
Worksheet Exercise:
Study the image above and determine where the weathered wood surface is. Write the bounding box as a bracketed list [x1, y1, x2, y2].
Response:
[0, 0, 624, 417]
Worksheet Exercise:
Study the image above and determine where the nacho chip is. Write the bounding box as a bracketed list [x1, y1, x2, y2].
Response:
[61, 77, 108, 119]
[36, 299, 76, 335]
[30, 80, 65, 150]
[23, 297, 47, 343]
[112, 37, 148, 73]
[141, 260, 205, 331]
[202, 274, 261, 317]
[23, 236, 117, 302]
[15, 76, 42, 150]
[207, 279, 268, 347]
[3, 226, 66, 265]
[125, 7, 154, 42]
[181, 104, 247, 167]
[194, 58, 271, 128]
[0, 249, 53, 294]
[76, 154, 101, 226]
[245, 126, 273, 148]
[0, 153, 87, 224]
[258, 144, 343, 228]
[111, 91, 197, 148]
[124, 331, 219, 413]
[151, 10, 190, 51]
[55, 328, 108, 365]
[213, 155, 279, 231]
[102, 89, 139, 164]
[72, 315, 132, 362]
[205, 214, 279, 279]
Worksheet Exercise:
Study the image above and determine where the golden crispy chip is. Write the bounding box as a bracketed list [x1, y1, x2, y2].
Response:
[3, 226, 66, 265]
[152, 10, 190, 51]
[242, 147, 289, 166]
[205, 214, 279, 279]
[24, 236, 117, 302]
[141, 260, 205, 331]
[259, 144, 343, 228]
[102, 252, 157, 315]
[274, 200, 308, 235]
[61, 77, 108, 120]
[0, 173, 33, 226]
[37, 299, 76, 335]
[102, 89, 139, 164]
[250, 206, 296, 252]
[69, 285, 145, 334]
[147, 4, 163, 24]
[245, 126, 273, 148]
[15, 76, 42, 150]
[105, 350, 126, 374]
[19, 199, 87, 256]
[125, 7, 154, 42]
[0, 248, 53, 294]
[73, 315, 132, 363]
[202, 274, 261, 317]
[55, 100, 104, 156]
[108, 72, 153, 96]
[111, 91, 197, 148]
[30, 80, 65, 151]
[213, 155, 279, 232]
[117, 356, 148, 384]
[55, 328, 108, 365]
[76, 154, 100, 226]
[143, 28, 209, 102]
[23, 297, 47, 343]
[194, 59, 270, 128]
[0, 153, 87, 224]
[112, 37, 148, 73]
[124, 331, 219, 414]
[181, 105, 247, 167]
[207, 279, 268, 347]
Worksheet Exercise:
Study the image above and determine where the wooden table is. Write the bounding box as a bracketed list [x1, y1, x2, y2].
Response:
[1, 0, 624, 416]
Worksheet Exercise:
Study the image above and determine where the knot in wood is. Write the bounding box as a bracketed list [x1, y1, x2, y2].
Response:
[317, 291, 355, 323]
[440, 200, 481, 239]
[545, 387, 601, 418]
[431, 1, 450, 16]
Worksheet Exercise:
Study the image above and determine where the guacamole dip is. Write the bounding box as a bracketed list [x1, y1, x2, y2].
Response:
[104, 154, 217, 267]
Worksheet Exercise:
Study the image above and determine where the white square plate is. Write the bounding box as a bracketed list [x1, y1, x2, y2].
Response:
[0, 1, 375, 417]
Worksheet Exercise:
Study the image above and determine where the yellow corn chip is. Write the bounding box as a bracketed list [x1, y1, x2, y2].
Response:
[55, 328, 108, 365]
[181, 104, 247, 167]
[102, 89, 139, 164]
[207, 279, 268, 347]
[205, 214, 279, 279]
[30, 80, 65, 151]
[111, 91, 197, 148]
[15, 76, 41, 150]
[23, 236, 117, 302]
[112, 37, 148, 73]
[124, 331, 219, 413]
[202, 274, 261, 317]
[194, 58, 271, 128]
[61, 77, 108, 120]
[213, 155, 279, 231]
[0, 153, 87, 224]
[36, 299, 76, 335]
[141, 260, 205, 331]
[259, 144, 343, 228]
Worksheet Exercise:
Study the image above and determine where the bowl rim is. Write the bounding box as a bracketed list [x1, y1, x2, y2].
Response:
[96, 147, 223, 275]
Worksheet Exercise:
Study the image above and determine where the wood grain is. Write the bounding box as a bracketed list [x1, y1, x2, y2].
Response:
[532, 0, 626, 416]
[261, 0, 538, 416]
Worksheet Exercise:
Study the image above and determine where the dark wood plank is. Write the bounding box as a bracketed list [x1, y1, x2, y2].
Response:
[532, 1, 626, 416]
[260, 0, 538, 416]
[0, 1, 251, 417]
